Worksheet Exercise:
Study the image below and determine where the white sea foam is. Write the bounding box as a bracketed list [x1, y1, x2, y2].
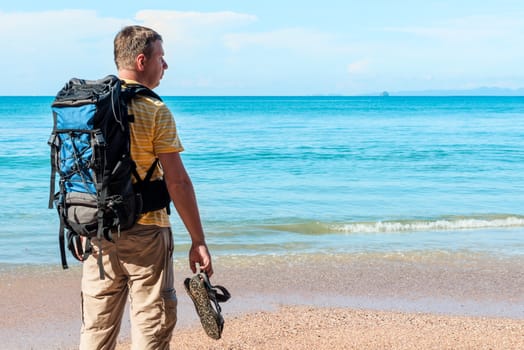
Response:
[333, 216, 524, 234]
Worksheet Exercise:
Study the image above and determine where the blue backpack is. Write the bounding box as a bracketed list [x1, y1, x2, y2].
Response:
[48, 75, 171, 278]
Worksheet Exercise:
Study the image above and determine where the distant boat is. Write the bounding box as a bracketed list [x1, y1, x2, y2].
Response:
[380, 91, 390, 96]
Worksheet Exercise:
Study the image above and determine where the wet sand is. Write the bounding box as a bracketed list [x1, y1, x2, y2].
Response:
[1, 253, 523, 349]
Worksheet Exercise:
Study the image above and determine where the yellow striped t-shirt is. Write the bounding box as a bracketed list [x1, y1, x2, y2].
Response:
[125, 80, 184, 227]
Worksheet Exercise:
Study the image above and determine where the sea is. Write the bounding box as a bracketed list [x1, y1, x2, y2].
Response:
[1, 96, 523, 267]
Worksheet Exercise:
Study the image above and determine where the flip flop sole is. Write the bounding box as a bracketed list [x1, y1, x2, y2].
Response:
[185, 275, 223, 339]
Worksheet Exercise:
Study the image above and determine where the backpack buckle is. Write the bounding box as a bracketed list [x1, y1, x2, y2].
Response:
[93, 130, 106, 147]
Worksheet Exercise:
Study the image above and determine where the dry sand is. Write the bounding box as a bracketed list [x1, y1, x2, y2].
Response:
[164, 306, 524, 350]
[1, 253, 523, 349]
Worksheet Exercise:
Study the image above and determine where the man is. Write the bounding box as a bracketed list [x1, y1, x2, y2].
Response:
[80, 25, 213, 350]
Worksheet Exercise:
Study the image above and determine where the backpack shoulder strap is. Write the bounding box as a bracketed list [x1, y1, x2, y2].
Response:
[121, 82, 163, 102]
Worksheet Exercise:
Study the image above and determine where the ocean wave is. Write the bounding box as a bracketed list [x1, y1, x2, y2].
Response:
[262, 215, 524, 235]
[333, 215, 524, 234]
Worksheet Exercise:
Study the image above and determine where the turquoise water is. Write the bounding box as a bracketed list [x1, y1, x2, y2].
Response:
[1, 96, 523, 265]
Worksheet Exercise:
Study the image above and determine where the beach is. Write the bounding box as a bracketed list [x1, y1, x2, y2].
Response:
[1, 96, 524, 349]
[169, 306, 524, 350]
[1, 253, 523, 349]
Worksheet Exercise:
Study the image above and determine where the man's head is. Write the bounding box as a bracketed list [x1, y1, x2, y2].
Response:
[114, 25, 168, 89]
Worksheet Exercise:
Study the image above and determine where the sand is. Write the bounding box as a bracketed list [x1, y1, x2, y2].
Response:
[1, 253, 523, 349]
[166, 306, 524, 350]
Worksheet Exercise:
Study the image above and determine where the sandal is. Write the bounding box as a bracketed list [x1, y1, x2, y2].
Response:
[184, 267, 231, 339]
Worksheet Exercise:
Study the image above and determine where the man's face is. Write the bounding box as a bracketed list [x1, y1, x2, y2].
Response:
[142, 40, 168, 89]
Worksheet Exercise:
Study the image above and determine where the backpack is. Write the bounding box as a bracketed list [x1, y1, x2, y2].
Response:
[48, 75, 171, 279]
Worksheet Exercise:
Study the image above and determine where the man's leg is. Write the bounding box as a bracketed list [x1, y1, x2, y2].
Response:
[121, 226, 177, 350]
[79, 238, 128, 350]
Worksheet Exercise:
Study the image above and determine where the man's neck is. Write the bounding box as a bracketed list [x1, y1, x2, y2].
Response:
[118, 69, 149, 88]
[118, 67, 137, 78]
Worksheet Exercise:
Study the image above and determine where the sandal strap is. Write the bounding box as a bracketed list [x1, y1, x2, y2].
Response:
[213, 285, 231, 303]
[198, 271, 231, 304]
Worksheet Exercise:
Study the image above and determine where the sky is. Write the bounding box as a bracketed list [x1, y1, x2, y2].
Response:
[2, 0, 524, 96]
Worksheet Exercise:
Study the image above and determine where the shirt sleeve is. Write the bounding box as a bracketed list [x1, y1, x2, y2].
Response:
[153, 103, 184, 155]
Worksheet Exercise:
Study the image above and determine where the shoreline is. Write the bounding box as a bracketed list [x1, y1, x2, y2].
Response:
[1, 252, 523, 349]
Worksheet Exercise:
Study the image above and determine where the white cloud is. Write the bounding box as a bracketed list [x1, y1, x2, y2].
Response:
[136, 10, 257, 27]
[0, 10, 125, 47]
[0, 10, 129, 94]
[0, 9, 259, 94]
[135, 10, 257, 48]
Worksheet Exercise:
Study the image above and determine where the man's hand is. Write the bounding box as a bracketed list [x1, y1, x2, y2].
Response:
[189, 243, 213, 277]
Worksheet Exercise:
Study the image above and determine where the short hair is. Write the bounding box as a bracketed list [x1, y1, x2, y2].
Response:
[114, 25, 163, 70]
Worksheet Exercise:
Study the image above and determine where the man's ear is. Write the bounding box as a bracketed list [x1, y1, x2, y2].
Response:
[136, 53, 146, 72]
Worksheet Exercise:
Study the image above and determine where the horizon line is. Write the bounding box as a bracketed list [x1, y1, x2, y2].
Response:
[1, 94, 523, 98]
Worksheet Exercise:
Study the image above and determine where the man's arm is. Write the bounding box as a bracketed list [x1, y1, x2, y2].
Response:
[158, 152, 213, 276]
